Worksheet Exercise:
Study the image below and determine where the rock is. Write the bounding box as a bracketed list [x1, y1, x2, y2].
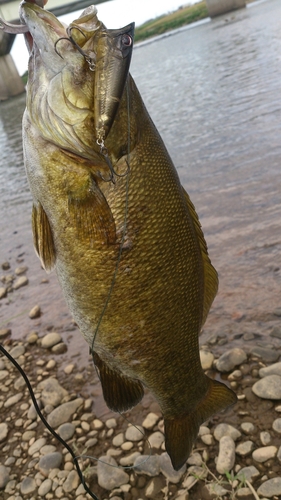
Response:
[15, 265, 28, 275]
[257, 477, 281, 497]
[187, 453, 202, 466]
[64, 364, 75, 374]
[2, 261, 10, 270]
[250, 346, 280, 363]
[0, 423, 8, 442]
[241, 422, 255, 434]
[201, 434, 214, 445]
[105, 418, 117, 429]
[134, 455, 160, 476]
[9, 345, 25, 358]
[270, 327, 281, 339]
[252, 446, 277, 463]
[125, 425, 144, 441]
[215, 348, 247, 372]
[97, 456, 129, 490]
[38, 478, 52, 496]
[216, 436, 235, 474]
[236, 487, 254, 499]
[47, 398, 83, 427]
[252, 375, 281, 399]
[159, 452, 186, 483]
[41, 332, 62, 348]
[20, 476, 37, 495]
[29, 305, 41, 319]
[200, 350, 214, 370]
[26, 331, 38, 344]
[237, 465, 260, 483]
[52, 342, 67, 354]
[259, 362, 281, 377]
[38, 377, 68, 407]
[13, 276, 28, 289]
[28, 401, 42, 420]
[58, 423, 76, 441]
[142, 412, 160, 430]
[0, 370, 9, 381]
[236, 441, 254, 456]
[0, 287, 7, 299]
[272, 418, 281, 433]
[148, 431, 165, 449]
[260, 431, 271, 446]
[4, 392, 23, 408]
[119, 452, 141, 466]
[28, 437, 47, 456]
[112, 433, 125, 447]
[63, 470, 80, 492]
[38, 452, 63, 476]
[145, 477, 164, 498]
[0, 465, 10, 489]
[0, 328, 11, 338]
[228, 369, 242, 381]
[273, 308, 281, 317]
[202, 483, 229, 498]
[214, 423, 241, 441]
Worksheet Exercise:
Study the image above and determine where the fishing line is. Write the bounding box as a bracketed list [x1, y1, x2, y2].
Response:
[0, 343, 99, 500]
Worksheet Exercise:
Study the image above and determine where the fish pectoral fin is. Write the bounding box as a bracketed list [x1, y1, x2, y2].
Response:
[164, 379, 237, 471]
[68, 178, 116, 246]
[92, 352, 144, 412]
[181, 187, 218, 326]
[32, 203, 56, 272]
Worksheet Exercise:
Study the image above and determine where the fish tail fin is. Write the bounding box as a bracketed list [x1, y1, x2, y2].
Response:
[164, 378, 237, 470]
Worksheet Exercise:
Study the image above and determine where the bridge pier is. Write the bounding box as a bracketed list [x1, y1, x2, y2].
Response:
[205, 0, 246, 17]
[0, 32, 25, 101]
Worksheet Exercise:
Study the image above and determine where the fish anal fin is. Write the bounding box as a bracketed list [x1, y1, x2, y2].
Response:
[93, 352, 144, 412]
[182, 187, 218, 326]
[68, 178, 116, 247]
[32, 204, 56, 272]
[164, 378, 237, 470]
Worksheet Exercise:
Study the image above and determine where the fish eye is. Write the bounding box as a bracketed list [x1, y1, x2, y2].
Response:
[121, 34, 132, 47]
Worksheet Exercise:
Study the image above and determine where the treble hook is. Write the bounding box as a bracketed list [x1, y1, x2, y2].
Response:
[54, 26, 95, 70]
[97, 139, 130, 184]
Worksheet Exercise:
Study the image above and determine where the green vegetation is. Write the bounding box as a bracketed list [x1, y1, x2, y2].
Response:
[21, 71, 28, 85]
[134, 1, 208, 43]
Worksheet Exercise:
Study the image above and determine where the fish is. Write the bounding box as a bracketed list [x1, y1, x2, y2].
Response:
[7, 0, 237, 470]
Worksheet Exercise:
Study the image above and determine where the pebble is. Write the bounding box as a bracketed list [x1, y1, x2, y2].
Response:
[252, 375, 281, 399]
[215, 348, 247, 372]
[134, 455, 160, 476]
[235, 440, 254, 456]
[119, 452, 141, 466]
[52, 342, 67, 354]
[201, 434, 214, 445]
[26, 332, 38, 344]
[257, 477, 281, 497]
[15, 266, 28, 275]
[200, 350, 214, 370]
[13, 276, 29, 290]
[148, 431, 165, 449]
[58, 423, 76, 441]
[260, 431, 271, 446]
[241, 422, 255, 434]
[29, 305, 41, 319]
[4, 392, 23, 408]
[0, 369, 8, 381]
[202, 483, 228, 498]
[214, 423, 241, 441]
[38, 377, 68, 407]
[63, 470, 79, 492]
[64, 364, 75, 375]
[159, 452, 186, 483]
[105, 418, 117, 429]
[187, 452, 202, 466]
[125, 425, 144, 441]
[97, 456, 129, 490]
[0, 422, 8, 442]
[0, 465, 10, 489]
[112, 433, 125, 447]
[145, 477, 164, 498]
[47, 398, 83, 427]
[216, 436, 235, 474]
[270, 326, 281, 339]
[2, 261, 10, 270]
[272, 418, 281, 433]
[250, 346, 280, 363]
[38, 478, 52, 496]
[28, 437, 46, 456]
[20, 477, 36, 495]
[237, 465, 260, 483]
[121, 441, 133, 451]
[0, 287, 7, 299]
[142, 412, 160, 430]
[9, 345, 25, 358]
[41, 332, 62, 349]
[259, 361, 281, 377]
[38, 452, 63, 476]
[252, 446, 277, 463]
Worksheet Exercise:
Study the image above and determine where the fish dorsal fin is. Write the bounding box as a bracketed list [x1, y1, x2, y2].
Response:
[67, 177, 116, 246]
[92, 351, 144, 412]
[182, 187, 218, 326]
[32, 203, 56, 272]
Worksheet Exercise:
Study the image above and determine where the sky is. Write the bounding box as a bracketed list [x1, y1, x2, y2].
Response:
[11, 0, 197, 75]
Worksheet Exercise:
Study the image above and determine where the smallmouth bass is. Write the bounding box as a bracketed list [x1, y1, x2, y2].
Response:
[15, 0, 237, 470]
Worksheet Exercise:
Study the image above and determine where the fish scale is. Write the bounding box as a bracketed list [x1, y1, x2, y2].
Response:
[15, 0, 238, 471]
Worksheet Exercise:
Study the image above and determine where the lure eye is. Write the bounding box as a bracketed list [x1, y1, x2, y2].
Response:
[121, 34, 132, 47]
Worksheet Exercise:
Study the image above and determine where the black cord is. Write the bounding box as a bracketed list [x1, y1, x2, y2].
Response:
[0, 343, 99, 500]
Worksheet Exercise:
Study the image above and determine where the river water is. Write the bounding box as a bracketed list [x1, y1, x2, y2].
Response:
[0, 0, 280, 369]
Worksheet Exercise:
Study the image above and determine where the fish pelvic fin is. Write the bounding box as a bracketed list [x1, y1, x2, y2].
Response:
[164, 378, 237, 471]
[92, 352, 144, 412]
[181, 187, 218, 326]
[32, 203, 56, 272]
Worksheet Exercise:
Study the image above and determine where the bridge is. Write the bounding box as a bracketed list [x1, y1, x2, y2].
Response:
[0, 0, 246, 100]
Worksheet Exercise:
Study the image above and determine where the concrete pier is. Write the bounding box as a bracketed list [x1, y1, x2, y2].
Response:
[206, 0, 246, 17]
[0, 31, 25, 101]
